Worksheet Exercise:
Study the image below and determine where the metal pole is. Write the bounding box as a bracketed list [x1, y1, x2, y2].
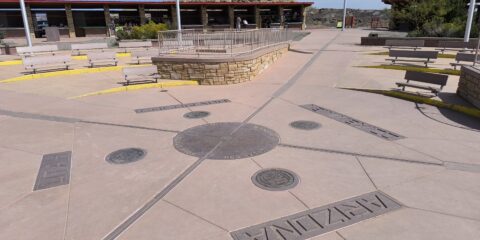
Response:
[19, 0, 32, 47]
[176, 0, 182, 31]
[465, 0, 476, 42]
[474, 35, 480, 67]
[342, 0, 347, 31]
[175, 0, 182, 44]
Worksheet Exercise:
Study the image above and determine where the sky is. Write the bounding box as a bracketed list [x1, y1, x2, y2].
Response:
[314, 0, 390, 10]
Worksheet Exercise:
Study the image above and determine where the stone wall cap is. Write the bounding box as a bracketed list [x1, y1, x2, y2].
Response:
[152, 43, 289, 64]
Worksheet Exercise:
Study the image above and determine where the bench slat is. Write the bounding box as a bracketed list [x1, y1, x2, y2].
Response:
[396, 82, 440, 92]
[389, 50, 438, 59]
[404, 71, 448, 86]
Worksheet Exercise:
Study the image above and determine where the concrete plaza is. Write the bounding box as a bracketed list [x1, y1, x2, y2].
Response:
[0, 29, 479, 240]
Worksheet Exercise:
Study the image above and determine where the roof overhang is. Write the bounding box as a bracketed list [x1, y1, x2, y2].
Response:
[0, 0, 313, 6]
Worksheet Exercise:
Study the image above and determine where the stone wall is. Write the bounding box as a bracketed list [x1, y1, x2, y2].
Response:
[458, 66, 480, 108]
[152, 44, 289, 85]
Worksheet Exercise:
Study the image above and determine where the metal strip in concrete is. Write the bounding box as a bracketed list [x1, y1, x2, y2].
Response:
[445, 161, 480, 173]
[230, 191, 402, 240]
[0, 109, 80, 123]
[300, 104, 405, 141]
[278, 143, 443, 166]
[33, 151, 72, 191]
[134, 99, 231, 114]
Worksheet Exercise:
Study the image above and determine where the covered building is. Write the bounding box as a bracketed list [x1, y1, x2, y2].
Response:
[0, 0, 313, 39]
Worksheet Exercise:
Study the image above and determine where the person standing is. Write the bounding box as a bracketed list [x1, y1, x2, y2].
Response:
[236, 16, 242, 30]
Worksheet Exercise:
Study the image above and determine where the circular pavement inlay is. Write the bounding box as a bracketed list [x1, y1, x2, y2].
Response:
[106, 148, 147, 164]
[173, 122, 279, 160]
[184, 111, 210, 119]
[252, 168, 299, 191]
[290, 120, 321, 130]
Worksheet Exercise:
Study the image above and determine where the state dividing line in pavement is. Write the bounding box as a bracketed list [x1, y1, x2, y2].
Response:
[0, 53, 131, 66]
[0, 64, 150, 83]
[70, 81, 199, 99]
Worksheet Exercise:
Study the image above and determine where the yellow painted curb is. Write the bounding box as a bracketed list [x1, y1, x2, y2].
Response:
[0, 53, 131, 66]
[0, 60, 22, 66]
[0, 64, 150, 83]
[70, 81, 199, 99]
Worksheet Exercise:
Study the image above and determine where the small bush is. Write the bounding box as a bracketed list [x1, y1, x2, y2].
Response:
[116, 21, 168, 40]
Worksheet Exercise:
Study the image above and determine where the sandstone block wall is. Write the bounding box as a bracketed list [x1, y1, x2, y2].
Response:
[153, 44, 288, 85]
[458, 66, 480, 108]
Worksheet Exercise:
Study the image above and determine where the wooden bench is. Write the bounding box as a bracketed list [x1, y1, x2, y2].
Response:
[435, 41, 475, 54]
[130, 49, 159, 64]
[386, 50, 438, 67]
[450, 53, 477, 70]
[118, 41, 152, 53]
[385, 40, 425, 51]
[16, 45, 58, 57]
[87, 52, 118, 67]
[23, 55, 72, 74]
[71, 43, 108, 55]
[122, 65, 160, 85]
[396, 71, 448, 96]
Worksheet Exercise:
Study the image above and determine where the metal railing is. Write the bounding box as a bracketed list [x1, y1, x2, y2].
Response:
[157, 28, 291, 57]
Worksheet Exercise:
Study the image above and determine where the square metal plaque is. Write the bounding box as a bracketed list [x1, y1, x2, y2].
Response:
[33, 151, 72, 191]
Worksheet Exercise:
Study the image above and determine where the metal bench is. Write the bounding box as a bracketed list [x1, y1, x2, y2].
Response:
[118, 41, 152, 53]
[396, 71, 448, 96]
[16, 45, 58, 57]
[71, 43, 109, 55]
[23, 55, 72, 74]
[385, 40, 425, 51]
[87, 52, 118, 67]
[450, 53, 477, 70]
[435, 41, 475, 54]
[386, 50, 438, 67]
[130, 49, 159, 64]
[122, 65, 160, 85]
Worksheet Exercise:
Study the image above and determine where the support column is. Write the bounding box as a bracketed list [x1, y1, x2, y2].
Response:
[170, 5, 178, 29]
[300, 5, 306, 30]
[139, 5, 146, 24]
[201, 5, 208, 30]
[65, 4, 76, 38]
[254, 6, 261, 29]
[25, 4, 36, 39]
[104, 5, 111, 37]
[228, 6, 235, 29]
[278, 6, 284, 28]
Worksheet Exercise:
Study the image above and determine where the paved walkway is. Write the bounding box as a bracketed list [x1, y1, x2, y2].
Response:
[0, 29, 479, 240]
